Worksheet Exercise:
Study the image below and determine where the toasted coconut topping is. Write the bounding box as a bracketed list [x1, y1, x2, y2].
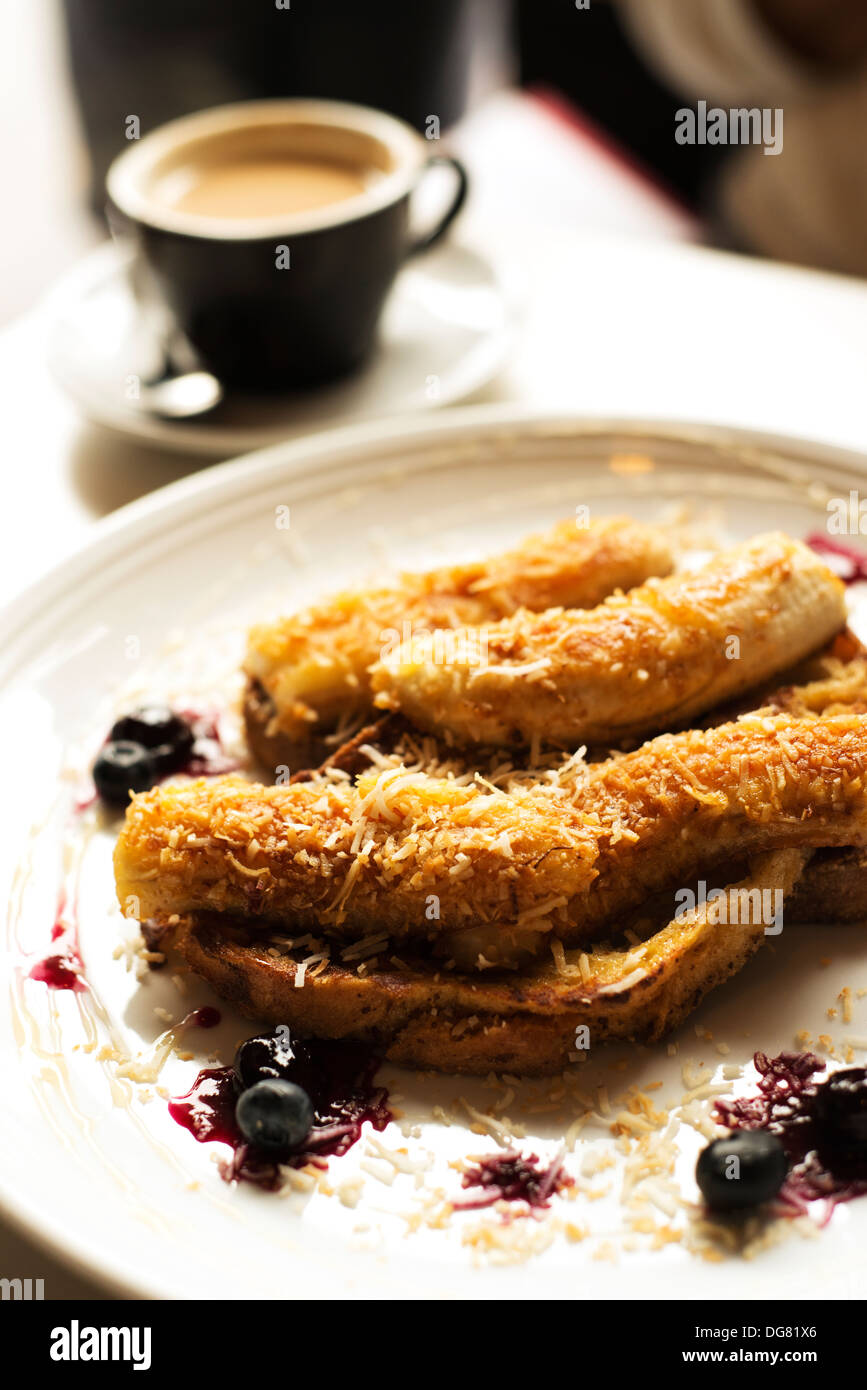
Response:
[117, 714, 867, 974]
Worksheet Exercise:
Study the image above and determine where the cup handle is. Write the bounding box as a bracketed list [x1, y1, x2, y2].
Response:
[408, 155, 469, 257]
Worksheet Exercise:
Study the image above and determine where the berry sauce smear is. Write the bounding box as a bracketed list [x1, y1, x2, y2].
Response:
[29, 896, 86, 992]
[169, 1037, 391, 1190]
[715, 1051, 867, 1217]
[453, 1149, 573, 1213]
[805, 534, 867, 586]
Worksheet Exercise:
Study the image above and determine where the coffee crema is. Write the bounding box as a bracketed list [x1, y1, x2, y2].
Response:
[160, 156, 374, 221]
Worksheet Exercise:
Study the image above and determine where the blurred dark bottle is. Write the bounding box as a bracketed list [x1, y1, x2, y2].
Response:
[62, 0, 476, 213]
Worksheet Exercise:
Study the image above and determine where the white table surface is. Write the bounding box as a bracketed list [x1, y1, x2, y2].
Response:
[4, 231, 867, 611]
[3, 89, 867, 1299]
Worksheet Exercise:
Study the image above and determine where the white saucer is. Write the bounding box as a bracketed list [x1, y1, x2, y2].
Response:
[43, 240, 518, 456]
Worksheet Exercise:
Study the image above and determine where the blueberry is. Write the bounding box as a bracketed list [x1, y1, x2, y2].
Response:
[93, 740, 158, 805]
[149, 740, 193, 775]
[696, 1131, 788, 1211]
[234, 1030, 297, 1089]
[236, 1079, 313, 1154]
[110, 707, 194, 771]
[813, 1067, 867, 1176]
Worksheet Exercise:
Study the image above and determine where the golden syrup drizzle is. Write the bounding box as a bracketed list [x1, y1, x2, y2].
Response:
[5, 805, 248, 1234]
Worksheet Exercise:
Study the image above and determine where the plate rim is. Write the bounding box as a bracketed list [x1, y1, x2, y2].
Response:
[4, 402, 867, 1298]
[3, 403, 867, 659]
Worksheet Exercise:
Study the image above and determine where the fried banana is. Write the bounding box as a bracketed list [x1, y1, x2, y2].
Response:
[370, 533, 846, 748]
[115, 713, 867, 970]
[243, 516, 673, 768]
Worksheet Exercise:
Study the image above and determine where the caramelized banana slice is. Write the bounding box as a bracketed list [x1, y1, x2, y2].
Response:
[115, 714, 867, 970]
[243, 516, 673, 764]
[560, 848, 809, 1022]
[114, 769, 599, 963]
[370, 533, 846, 748]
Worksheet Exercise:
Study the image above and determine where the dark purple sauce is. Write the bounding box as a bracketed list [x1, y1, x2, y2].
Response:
[188, 1006, 221, 1029]
[715, 1051, 867, 1219]
[169, 1038, 391, 1190]
[805, 534, 867, 586]
[452, 1148, 573, 1212]
[29, 895, 86, 992]
[28, 954, 86, 991]
[177, 709, 241, 778]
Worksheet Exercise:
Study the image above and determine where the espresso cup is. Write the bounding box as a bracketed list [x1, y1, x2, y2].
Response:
[106, 99, 468, 391]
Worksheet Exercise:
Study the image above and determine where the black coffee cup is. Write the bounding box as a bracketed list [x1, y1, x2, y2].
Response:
[106, 99, 468, 391]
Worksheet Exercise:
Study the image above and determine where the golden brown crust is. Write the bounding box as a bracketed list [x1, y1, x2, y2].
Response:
[155, 842, 866, 1078]
[243, 516, 674, 757]
[166, 849, 808, 1075]
[115, 713, 867, 971]
[114, 766, 599, 964]
[370, 533, 846, 748]
[246, 630, 867, 777]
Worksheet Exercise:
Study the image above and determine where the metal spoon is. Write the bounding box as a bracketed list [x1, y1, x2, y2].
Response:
[134, 364, 224, 419]
[122, 262, 226, 420]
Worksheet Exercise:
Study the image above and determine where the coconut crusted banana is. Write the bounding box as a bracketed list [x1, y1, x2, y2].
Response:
[115, 713, 867, 971]
[243, 516, 673, 764]
[370, 533, 846, 748]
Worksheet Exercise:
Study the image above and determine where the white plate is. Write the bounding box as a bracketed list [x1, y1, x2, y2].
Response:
[3, 406, 867, 1301]
[42, 241, 518, 456]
